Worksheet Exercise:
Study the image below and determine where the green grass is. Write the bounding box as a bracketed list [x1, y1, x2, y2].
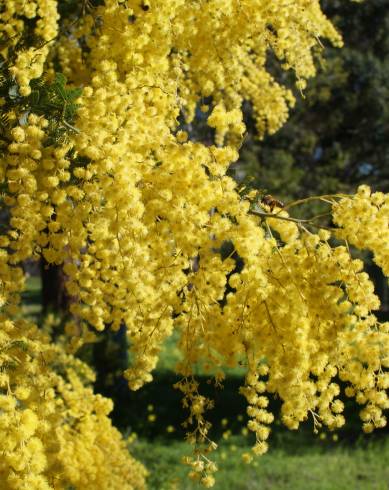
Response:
[132, 435, 389, 490]
[21, 274, 42, 318]
[155, 330, 246, 378]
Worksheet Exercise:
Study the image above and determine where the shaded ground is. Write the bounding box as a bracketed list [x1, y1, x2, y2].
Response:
[131, 435, 389, 490]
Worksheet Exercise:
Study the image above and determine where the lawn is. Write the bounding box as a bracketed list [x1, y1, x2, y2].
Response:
[132, 435, 389, 490]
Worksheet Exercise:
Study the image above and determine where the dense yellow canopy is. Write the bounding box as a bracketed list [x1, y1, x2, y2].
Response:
[0, 1, 387, 488]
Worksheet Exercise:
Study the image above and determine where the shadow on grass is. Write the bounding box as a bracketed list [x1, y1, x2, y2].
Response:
[99, 370, 388, 454]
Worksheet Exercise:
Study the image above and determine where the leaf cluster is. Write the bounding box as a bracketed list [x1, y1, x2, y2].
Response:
[0, 62, 82, 147]
[29, 73, 82, 145]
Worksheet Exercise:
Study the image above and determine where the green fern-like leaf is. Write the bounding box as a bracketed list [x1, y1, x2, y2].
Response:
[5, 340, 29, 352]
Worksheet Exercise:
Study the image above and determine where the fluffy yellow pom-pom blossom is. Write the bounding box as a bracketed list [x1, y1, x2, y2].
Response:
[0, 0, 388, 487]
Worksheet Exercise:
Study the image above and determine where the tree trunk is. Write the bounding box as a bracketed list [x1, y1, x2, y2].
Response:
[40, 260, 69, 315]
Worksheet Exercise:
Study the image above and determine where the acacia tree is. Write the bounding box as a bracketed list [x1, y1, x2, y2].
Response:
[0, 1, 388, 489]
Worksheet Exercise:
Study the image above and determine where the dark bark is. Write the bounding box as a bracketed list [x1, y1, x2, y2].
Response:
[40, 259, 69, 314]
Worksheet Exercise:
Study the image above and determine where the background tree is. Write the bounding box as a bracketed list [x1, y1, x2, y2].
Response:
[237, 0, 389, 204]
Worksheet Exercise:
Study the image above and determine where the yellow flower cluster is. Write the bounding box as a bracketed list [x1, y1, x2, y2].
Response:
[0, 0, 388, 486]
[1, 0, 59, 95]
[207, 104, 245, 146]
[333, 185, 389, 276]
[0, 315, 146, 489]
